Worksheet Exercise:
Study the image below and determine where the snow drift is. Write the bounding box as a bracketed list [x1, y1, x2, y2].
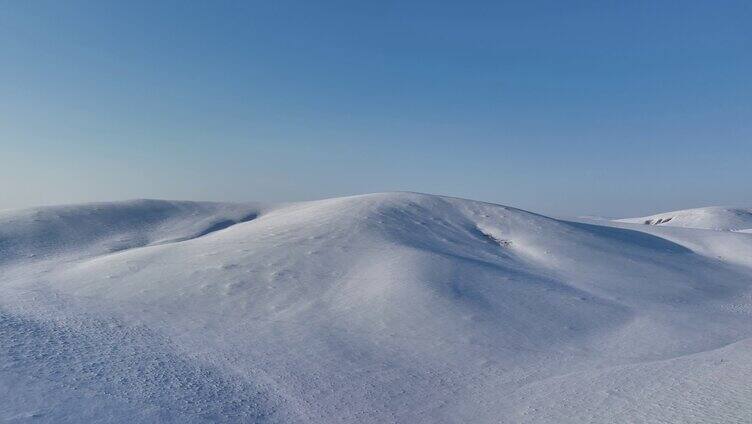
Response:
[2, 193, 752, 423]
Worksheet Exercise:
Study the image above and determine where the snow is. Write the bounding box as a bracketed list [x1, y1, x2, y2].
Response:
[617, 206, 752, 232]
[2, 192, 752, 423]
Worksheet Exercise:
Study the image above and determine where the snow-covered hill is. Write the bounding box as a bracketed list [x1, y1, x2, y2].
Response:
[0, 199, 264, 268]
[618, 206, 752, 232]
[2, 193, 752, 423]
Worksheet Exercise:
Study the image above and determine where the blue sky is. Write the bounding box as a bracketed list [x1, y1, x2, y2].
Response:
[1, 1, 750, 216]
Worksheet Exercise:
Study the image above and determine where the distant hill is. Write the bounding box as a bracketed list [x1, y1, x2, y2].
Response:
[617, 206, 752, 232]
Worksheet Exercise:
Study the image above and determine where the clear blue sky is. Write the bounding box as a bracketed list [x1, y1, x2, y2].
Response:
[1, 1, 750, 217]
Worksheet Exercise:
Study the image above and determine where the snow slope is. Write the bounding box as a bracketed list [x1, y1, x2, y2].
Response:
[0, 199, 263, 268]
[2, 193, 752, 423]
[618, 206, 752, 232]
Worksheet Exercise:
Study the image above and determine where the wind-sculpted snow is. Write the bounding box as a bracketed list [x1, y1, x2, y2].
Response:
[0, 199, 262, 268]
[2, 192, 752, 422]
[0, 300, 284, 423]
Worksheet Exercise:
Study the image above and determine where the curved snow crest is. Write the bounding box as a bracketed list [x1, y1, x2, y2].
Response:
[0, 199, 264, 267]
[3, 192, 752, 422]
[617, 206, 752, 232]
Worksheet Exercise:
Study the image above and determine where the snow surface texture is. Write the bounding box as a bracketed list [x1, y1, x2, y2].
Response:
[2, 193, 752, 423]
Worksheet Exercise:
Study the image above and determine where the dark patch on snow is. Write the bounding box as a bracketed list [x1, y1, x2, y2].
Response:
[644, 217, 673, 225]
[475, 227, 512, 247]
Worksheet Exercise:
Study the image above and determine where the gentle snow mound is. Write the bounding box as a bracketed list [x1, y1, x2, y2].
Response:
[617, 206, 752, 232]
[0, 199, 263, 267]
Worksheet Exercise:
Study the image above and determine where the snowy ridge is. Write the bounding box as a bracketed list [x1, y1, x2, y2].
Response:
[617, 206, 752, 232]
[0, 199, 263, 268]
[2, 192, 752, 423]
